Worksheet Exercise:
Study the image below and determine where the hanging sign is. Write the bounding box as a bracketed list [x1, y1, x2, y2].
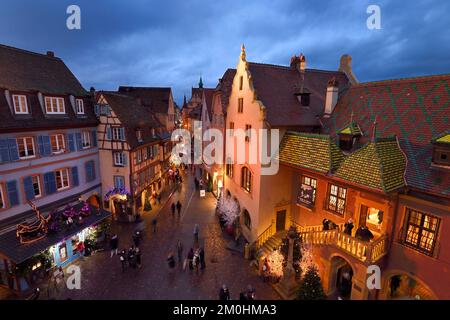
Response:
[297, 184, 314, 207]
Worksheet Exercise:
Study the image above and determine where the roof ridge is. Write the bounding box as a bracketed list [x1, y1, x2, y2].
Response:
[0, 43, 61, 61]
[355, 73, 450, 88]
[373, 140, 387, 192]
[286, 131, 330, 139]
[248, 61, 344, 75]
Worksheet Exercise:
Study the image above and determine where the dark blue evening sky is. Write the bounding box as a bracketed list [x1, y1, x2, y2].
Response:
[1, 0, 449, 104]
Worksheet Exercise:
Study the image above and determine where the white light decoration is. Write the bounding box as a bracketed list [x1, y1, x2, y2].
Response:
[299, 242, 316, 276]
[267, 249, 285, 278]
[216, 195, 239, 227]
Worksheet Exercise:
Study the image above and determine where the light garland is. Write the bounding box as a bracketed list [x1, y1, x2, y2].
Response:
[267, 249, 285, 278]
[299, 242, 316, 277]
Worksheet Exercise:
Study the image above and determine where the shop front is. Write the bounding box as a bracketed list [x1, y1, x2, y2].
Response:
[104, 187, 132, 222]
[0, 202, 111, 293]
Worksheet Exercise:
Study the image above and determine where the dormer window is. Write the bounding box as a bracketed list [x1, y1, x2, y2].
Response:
[300, 93, 310, 106]
[294, 87, 310, 107]
[13, 95, 29, 114]
[431, 133, 450, 167]
[45, 96, 65, 114]
[152, 128, 156, 137]
[76, 99, 84, 114]
[338, 121, 362, 152]
[136, 129, 143, 143]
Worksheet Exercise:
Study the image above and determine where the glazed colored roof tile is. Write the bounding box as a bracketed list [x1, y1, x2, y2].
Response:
[324, 74, 450, 197]
[247, 62, 350, 127]
[278, 132, 344, 173]
[339, 121, 363, 136]
[432, 131, 450, 144]
[334, 137, 407, 192]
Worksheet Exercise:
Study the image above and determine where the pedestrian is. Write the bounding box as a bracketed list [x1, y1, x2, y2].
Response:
[219, 285, 230, 300]
[135, 247, 142, 268]
[167, 252, 176, 268]
[171, 203, 176, 216]
[194, 177, 199, 190]
[193, 249, 200, 272]
[176, 201, 182, 216]
[132, 231, 141, 247]
[193, 224, 200, 242]
[110, 234, 119, 258]
[187, 248, 194, 270]
[176, 240, 183, 263]
[199, 247, 205, 270]
[344, 218, 354, 236]
[119, 251, 127, 272]
[128, 247, 136, 268]
[152, 218, 157, 233]
[246, 285, 255, 300]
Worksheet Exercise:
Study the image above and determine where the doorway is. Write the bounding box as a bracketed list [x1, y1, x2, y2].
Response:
[276, 210, 286, 232]
[335, 260, 353, 299]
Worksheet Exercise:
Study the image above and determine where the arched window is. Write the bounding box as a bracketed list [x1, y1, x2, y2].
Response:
[241, 166, 252, 193]
[242, 209, 251, 230]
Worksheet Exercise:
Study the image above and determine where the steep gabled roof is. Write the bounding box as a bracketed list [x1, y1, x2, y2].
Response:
[0, 44, 86, 96]
[247, 62, 350, 127]
[216, 68, 236, 114]
[334, 137, 407, 193]
[325, 74, 450, 197]
[117, 86, 172, 114]
[99, 91, 164, 149]
[278, 132, 344, 173]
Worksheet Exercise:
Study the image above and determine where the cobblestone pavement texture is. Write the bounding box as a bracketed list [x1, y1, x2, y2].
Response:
[37, 170, 280, 300]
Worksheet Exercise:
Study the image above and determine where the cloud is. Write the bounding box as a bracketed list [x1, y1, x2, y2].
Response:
[0, 0, 449, 104]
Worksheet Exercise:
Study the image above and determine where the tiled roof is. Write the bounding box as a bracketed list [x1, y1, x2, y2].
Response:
[324, 74, 450, 197]
[0, 44, 98, 132]
[432, 131, 450, 144]
[203, 88, 215, 119]
[216, 69, 236, 114]
[118, 86, 172, 114]
[278, 132, 344, 173]
[334, 137, 406, 192]
[100, 92, 165, 149]
[339, 121, 363, 136]
[247, 62, 350, 127]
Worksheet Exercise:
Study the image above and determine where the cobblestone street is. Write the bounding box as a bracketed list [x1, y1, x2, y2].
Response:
[42, 172, 279, 300]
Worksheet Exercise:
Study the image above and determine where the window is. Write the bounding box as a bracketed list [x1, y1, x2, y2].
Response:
[229, 122, 234, 136]
[302, 176, 317, 204]
[31, 176, 41, 198]
[81, 131, 91, 149]
[136, 129, 143, 142]
[241, 166, 252, 193]
[45, 97, 65, 114]
[242, 209, 251, 229]
[113, 127, 125, 141]
[136, 150, 142, 163]
[76, 99, 84, 114]
[114, 152, 126, 166]
[300, 93, 310, 106]
[327, 184, 346, 215]
[245, 124, 252, 142]
[404, 208, 440, 255]
[17, 137, 35, 159]
[50, 134, 65, 154]
[432, 146, 450, 166]
[238, 98, 244, 113]
[55, 169, 70, 190]
[339, 135, 354, 152]
[13, 95, 28, 114]
[0, 184, 5, 208]
[114, 176, 125, 188]
[226, 159, 234, 178]
[239, 76, 243, 90]
[360, 205, 383, 230]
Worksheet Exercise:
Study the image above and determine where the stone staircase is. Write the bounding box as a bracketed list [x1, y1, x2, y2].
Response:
[255, 231, 286, 260]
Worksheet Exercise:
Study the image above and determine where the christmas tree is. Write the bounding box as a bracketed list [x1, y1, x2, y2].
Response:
[297, 266, 326, 300]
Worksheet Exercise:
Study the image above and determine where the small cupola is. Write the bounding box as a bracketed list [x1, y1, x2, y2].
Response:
[431, 132, 450, 167]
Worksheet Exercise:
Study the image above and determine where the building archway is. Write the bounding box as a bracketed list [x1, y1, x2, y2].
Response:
[383, 271, 437, 300]
[329, 255, 355, 300]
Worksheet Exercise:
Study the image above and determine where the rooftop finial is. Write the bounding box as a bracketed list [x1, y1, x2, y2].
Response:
[199, 76, 203, 89]
[240, 43, 246, 60]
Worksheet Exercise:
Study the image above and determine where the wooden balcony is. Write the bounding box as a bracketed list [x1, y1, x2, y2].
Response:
[296, 226, 389, 264]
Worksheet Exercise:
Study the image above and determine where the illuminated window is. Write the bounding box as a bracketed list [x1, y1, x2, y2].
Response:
[55, 169, 70, 190]
[360, 205, 383, 230]
[31, 176, 42, 198]
[50, 134, 65, 154]
[81, 131, 91, 149]
[327, 184, 346, 215]
[302, 176, 317, 203]
[241, 166, 252, 193]
[45, 97, 65, 114]
[76, 99, 84, 114]
[404, 208, 440, 255]
[13, 95, 28, 114]
[17, 137, 36, 159]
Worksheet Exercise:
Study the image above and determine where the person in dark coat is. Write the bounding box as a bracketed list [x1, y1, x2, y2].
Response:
[152, 218, 157, 233]
[176, 240, 183, 263]
[128, 247, 136, 268]
[187, 248, 194, 270]
[176, 201, 182, 216]
[199, 247, 205, 270]
[110, 234, 119, 257]
[219, 285, 230, 300]
[171, 203, 176, 216]
[135, 247, 142, 268]
[322, 219, 329, 231]
[344, 218, 354, 236]
[167, 252, 176, 268]
[246, 285, 255, 300]
[119, 250, 127, 272]
[132, 231, 141, 247]
[355, 226, 374, 242]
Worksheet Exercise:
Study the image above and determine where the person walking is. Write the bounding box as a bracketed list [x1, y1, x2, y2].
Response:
[110, 234, 119, 258]
[219, 285, 230, 300]
[193, 249, 200, 273]
[187, 248, 194, 270]
[167, 252, 176, 268]
[176, 240, 183, 263]
[199, 247, 205, 270]
[193, 224, 200, 242]
[152, 218, 157, 233]
[176, 201, 182, 216]
[119, 250, 127, 272]
[135, 247, 142, 268]
[132, 231, 141, 248]
[171, 203, 176, 216]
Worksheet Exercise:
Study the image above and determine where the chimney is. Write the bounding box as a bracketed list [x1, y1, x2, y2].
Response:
[290, 54, 306, 72]
[338, 54, 358, 85]
[324, 77, 339, 116]
[46, 51, 55, 57]
[299, 53, 306, 72]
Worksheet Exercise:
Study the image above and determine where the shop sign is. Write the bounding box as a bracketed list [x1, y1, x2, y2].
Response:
[200, 190, 206, 197]
[297, 184, 314, 207]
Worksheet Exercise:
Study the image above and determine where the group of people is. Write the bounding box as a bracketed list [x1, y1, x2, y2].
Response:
[110, 232, 143, 272]
[167, 225, 205, 273]
[328, 217, 374, 242]
[322, 218, 339, 231]
[171, 201, 183, 216]
[219, 284, 256, 300]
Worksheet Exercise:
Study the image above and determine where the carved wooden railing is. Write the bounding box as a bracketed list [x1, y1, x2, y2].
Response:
[296, 226, 389, 264]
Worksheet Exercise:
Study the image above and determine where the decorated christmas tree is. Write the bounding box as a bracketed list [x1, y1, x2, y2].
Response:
[297, 266, 326, 300]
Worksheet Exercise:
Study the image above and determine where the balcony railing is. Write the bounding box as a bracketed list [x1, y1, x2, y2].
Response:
[296, 225, 388, 264]
[254, 220, 276, 251]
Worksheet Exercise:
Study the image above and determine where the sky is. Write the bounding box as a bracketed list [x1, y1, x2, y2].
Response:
[1, 0, 449, 105]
